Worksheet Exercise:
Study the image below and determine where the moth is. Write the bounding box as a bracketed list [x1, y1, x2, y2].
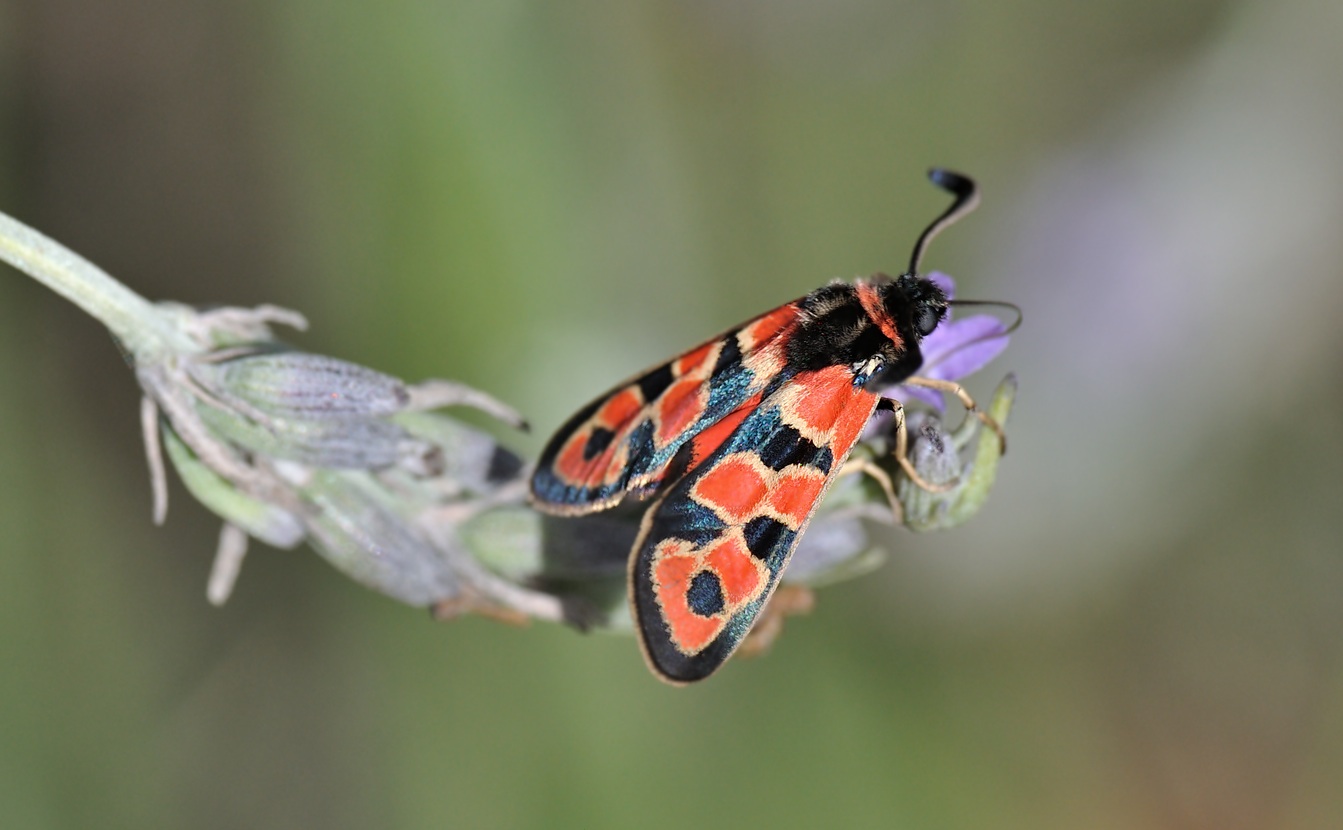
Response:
[530, 170, 1005, 683]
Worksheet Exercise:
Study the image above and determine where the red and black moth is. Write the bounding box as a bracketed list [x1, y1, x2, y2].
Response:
[530, 170, 1007, 683]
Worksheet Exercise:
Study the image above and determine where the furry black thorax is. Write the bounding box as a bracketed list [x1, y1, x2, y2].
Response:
[786, 274, 947, 390]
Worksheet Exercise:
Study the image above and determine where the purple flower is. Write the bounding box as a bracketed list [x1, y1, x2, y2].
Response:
[897, 272, 1011, 410]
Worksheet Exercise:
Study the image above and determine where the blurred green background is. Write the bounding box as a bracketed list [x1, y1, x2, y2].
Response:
[2, 1, 1342, 827]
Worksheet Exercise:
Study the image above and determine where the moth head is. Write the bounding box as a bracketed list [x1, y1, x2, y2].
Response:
[890, 274, 948, 340]
[859, 275, 945, 390]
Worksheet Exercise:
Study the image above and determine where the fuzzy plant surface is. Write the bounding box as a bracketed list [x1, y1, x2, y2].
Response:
[0, 209, 1015, 644]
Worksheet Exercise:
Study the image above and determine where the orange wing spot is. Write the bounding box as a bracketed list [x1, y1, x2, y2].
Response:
[740, 305, 798, 351]
[768, 467, 828, 528]
[704, 534, 763, 606]
[675, 342, 717, 376]
[790, 366, 857, 436]
[656, 379, 708, 445]
[653, 542, 725, 653]
[686, 393, 762, 473]
[554, 428, 622, 487]
[596, 388, 643, 428]
[554, 431, 596, 481]
[692, 455, 767, 524]
[830, 389, 880, 452]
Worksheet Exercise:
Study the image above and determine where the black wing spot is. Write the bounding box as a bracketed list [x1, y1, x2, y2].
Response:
[757, 424, 803, 470]
[687, 570, 726, 617]
[637, 363, 675, 402]
[583, 427, 615, 461]
[812, 446, 834, 475]
[757, 424, 832, 474]
[713, 331, 743, 376]
[743, 516, 791, 561]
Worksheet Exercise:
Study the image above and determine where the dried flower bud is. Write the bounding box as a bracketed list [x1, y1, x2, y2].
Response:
[212, 351, 411, 419]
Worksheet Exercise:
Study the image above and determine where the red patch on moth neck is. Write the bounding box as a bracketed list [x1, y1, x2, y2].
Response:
[855, 281, 903, 349]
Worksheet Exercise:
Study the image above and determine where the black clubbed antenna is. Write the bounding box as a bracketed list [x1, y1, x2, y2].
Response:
[906, 168, 979, 276]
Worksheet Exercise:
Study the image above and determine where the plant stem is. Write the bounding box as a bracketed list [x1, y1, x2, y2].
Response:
[0, 210, 190, 356]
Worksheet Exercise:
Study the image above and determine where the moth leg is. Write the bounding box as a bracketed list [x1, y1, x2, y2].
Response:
[839, 456, 904, 524]
[881, 398, 956, 494]
[904, 376, 1007, 454]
